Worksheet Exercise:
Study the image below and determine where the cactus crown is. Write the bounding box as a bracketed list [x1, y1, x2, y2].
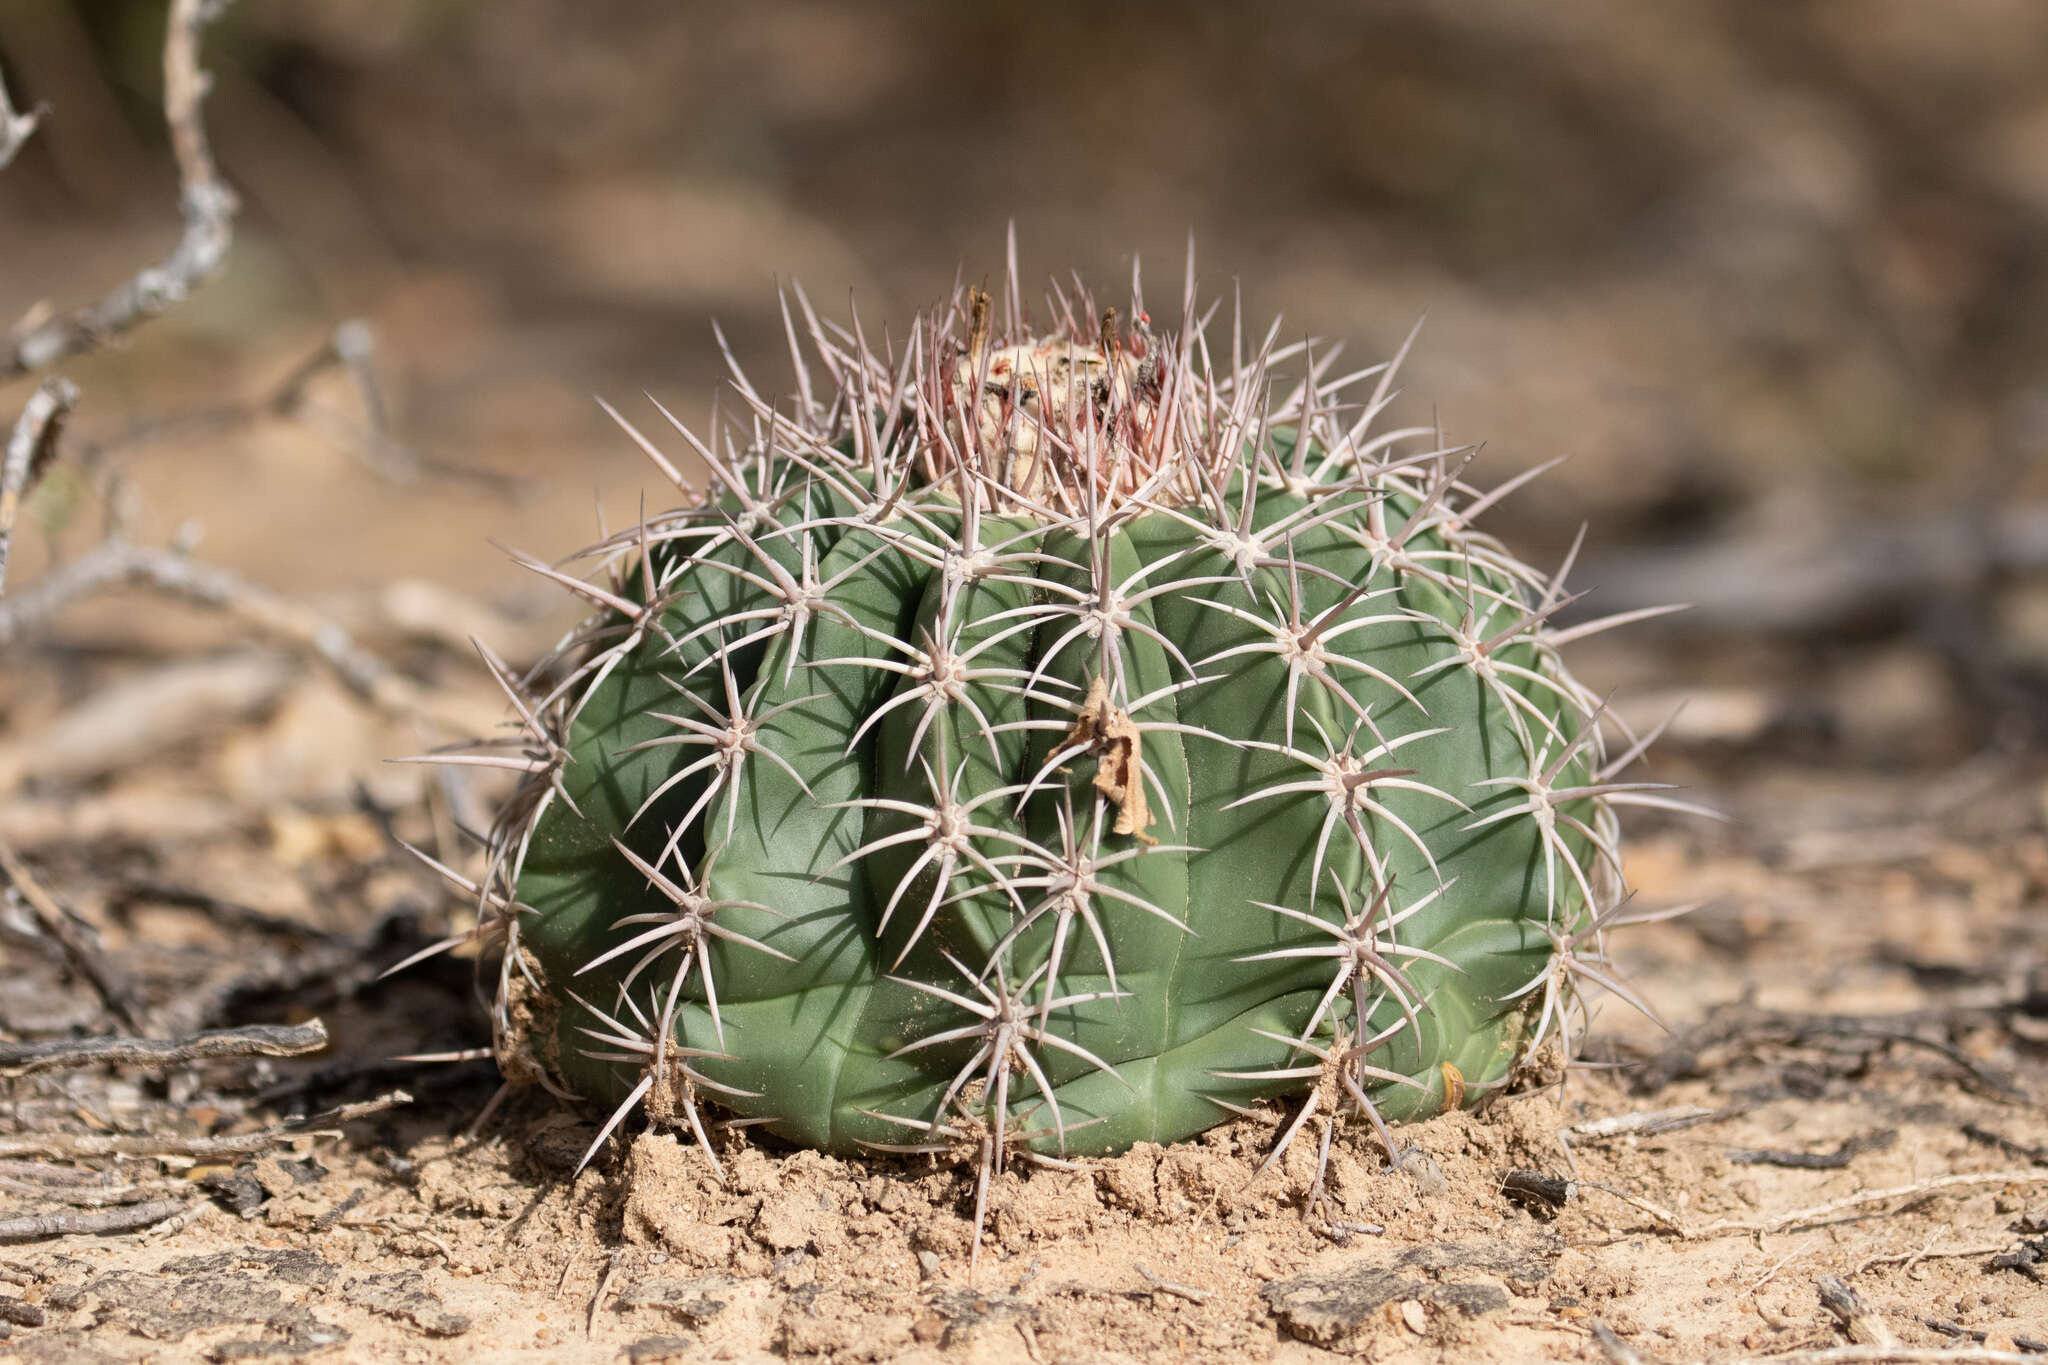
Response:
[422, 246, 1688, 1266]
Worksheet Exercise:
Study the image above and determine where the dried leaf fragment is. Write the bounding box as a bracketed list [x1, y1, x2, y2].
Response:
[1062, 676, 1154, 843]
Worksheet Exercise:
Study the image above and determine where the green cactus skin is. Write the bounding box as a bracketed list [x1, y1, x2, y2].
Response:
[446, 262, 1681, 1213]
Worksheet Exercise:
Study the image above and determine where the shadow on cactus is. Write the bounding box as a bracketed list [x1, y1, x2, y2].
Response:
[417, 250, 1699, 1260]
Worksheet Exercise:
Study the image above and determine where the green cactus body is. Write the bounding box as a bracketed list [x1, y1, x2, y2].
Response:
[470, 272, 1657, 1188]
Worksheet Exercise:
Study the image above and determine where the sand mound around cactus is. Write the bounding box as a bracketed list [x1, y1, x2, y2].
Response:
[595, 1102, 1567, 1361]
[462, 1036, 2048, 1364]
[611, 1098, 1567, 1283]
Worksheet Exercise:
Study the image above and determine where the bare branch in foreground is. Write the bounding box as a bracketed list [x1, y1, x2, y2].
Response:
[0, 1197, 202, 1245]
[0, 65, 42, 170]
[0, 1089, 411, 1161]
[0, 834, 147, 1030]
[0, 377, 79, 594]
[0, 534, 475, 731]
[0, 1020, 328, 1077]
[2, 0, 237, 380]
[0, 1174, 184, 1208]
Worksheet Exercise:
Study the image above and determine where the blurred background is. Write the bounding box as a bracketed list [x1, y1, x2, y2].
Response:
[2, 1, 2044, 751]
[2, 0, 2046, 1035]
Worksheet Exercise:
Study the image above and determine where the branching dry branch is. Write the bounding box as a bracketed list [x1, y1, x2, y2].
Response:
[2, 0, 236, 380]
[0, 377, 79, 594]
[284, 318, 420, 483]
[0, 533, 475, 730]
[0, 0, 515, 810]
[0, 1197, 202, 1245]
[0, 1020, 328, 1077]
[0, 1172, 182, 1208]
[0, 1089, 411, 1160]
[64, 317, 524, 495]
[0, 64, 42, 170]
[1849, 1239, 2018, 1276]
[0, 833, 146, 1029]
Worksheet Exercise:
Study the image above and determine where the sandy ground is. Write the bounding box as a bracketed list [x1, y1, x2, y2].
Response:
[0, 603, 2043, 1364]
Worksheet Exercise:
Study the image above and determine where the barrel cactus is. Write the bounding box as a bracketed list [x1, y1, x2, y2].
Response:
[432, 255, 1684, 1247]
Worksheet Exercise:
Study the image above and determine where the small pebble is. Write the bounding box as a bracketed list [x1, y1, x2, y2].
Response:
[1400, 1151, 1448, 1197]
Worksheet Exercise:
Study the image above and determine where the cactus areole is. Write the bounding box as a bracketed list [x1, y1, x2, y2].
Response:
[467, 259, 1677, 1195]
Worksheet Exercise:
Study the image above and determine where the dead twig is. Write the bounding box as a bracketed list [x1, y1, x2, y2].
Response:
[0, 834, 146, 1030]
[1962, 1123, 2048, 1166]
[0, 65, 44, 170]
[0, 534, 472, 730]
[3, 0, 236, 379]
[1817, 1275, 1893, 1348]
[0, 1020, 328, 1077]
[75, 319, 517, 494]
[1579, 1180, 1693, 1235]
[0, 1089, 410, 1160]
[1565, 1106, 1727, 1141]
[1638, 1007, 2027, 1102]
[0, 1177, 183, 1208]
[1714, 1350, 2040, 1365]
[1925, 1319, 2048, 1355]
[308, 1187, 367, 1234]
[1729, 1171, 2048, 1239]
[1133, 1263, 1212, 1303]
[1848, 1238, 2018, 1277]
[1590, 1322, 1665, 1364]
[0, 378, 78, 594]
[0, 1160, 123, 1187]
[274, 319, 421, 483]
[0, 1197, 202, 1245]
[1745, 1243, 1811, 1294]
[1559, 1105, 1733, 1175]
[1582, 1169, 2048, 1240]
[142, 1198, 214, 1239]
[1988, 1235, 2045, 1284]
[1729, 1131, 1896, 1171]
[1500, 1168, 1576, 1214]
[587, 1248, 623, 1337]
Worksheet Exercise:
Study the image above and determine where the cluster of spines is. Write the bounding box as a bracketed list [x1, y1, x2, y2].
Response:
[397, 239, 1704, 1261]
